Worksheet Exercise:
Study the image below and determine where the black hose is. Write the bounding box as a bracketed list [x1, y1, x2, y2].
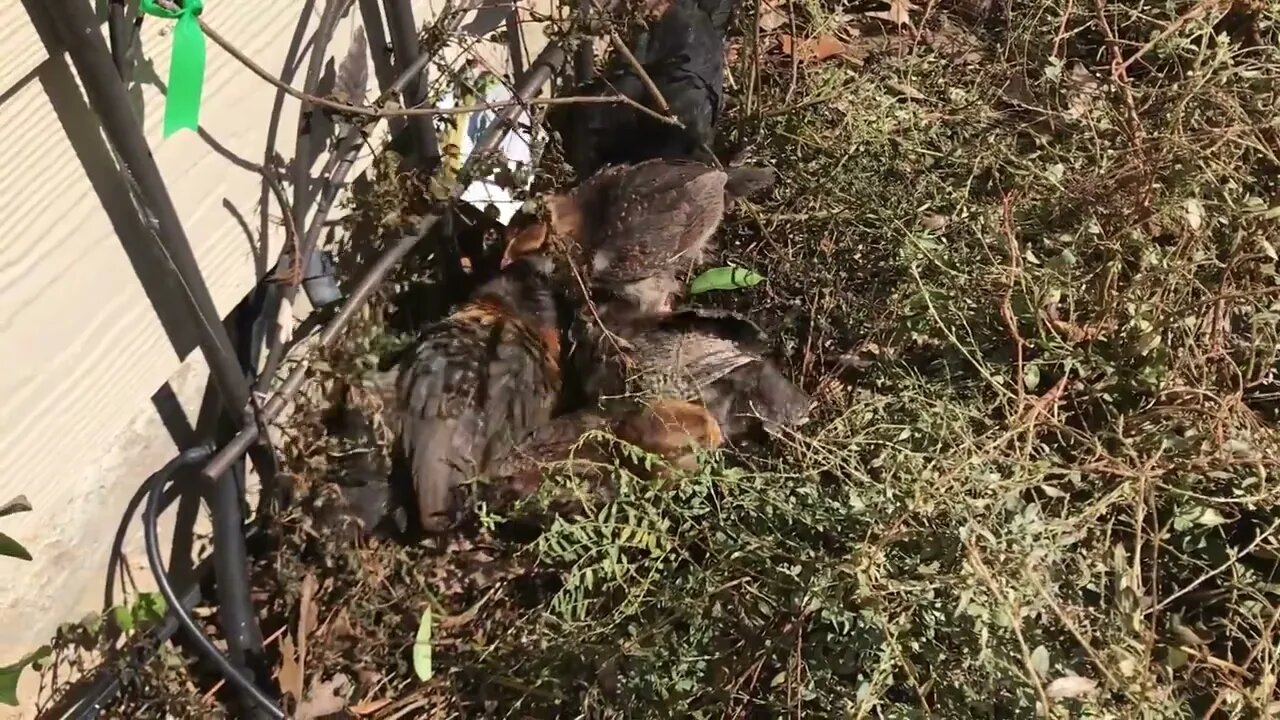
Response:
[143, 446, 287, 719]
[210, 458, 269, 673]
[46, 3, 276, 711]
[106, 0, 130, 78]
[63, 564, 203, 720]
[61, 517, 265, 718]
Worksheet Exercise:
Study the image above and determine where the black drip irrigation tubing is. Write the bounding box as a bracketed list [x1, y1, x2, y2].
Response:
[45, 0, 276, 715]
[43, 0, 580, 715]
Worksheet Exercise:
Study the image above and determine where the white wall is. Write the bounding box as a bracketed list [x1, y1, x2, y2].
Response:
[0, 0, 554, 715]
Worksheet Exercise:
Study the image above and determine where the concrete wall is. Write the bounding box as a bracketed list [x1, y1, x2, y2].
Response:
[0, 0, 554, 715]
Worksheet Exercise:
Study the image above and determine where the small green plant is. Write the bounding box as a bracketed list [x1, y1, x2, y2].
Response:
[0, 646, 50, 707]
[109, 591, 168, 635]
[0, 495, 32, 562]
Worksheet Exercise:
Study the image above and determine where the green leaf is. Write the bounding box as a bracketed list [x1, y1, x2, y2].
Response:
[1165, 646, 1190, 670]
[112, 605, 135, 634]
[0, 533, 31, 562]
[688, 266, 765, 295]
[0, 496, 31, 518]
[133, 592, 168, 626]
[1193, 507, 1227, 527]
[1030, 645, 1050, 676]
[0, 647, 50, 706]
[413, 608, 433, 681]
[80, 612, 104, 636]
[0, 667, 17, 707]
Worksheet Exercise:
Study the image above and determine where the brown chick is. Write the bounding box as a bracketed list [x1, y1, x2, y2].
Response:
[391, 254, 564, 531]
[581, 307, 813, 441]
[502, 160, 775, 313]
[487, 398, 724, 506]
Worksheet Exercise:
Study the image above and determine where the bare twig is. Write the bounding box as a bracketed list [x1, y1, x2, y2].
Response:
[999, 192, 1027, 411]
[1024, 571, 1122, 689]
[197, 14, 672, 123]
[1050, 0, 1075, 60]
[297, 574, 316, 686]
[1094, 0, 1151, 211]
[604, 26, 722, 166]
[260, 170, 302, 286]
[608, 30, 673, 117]
[294, 0, 352, 220]
[1114, 0, 1222, 79]
[964, 537, 1052, 716]
[1154, 518, 1280, 612]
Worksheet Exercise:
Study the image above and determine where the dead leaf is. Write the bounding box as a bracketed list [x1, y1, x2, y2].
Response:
[886, 81, 925, 100]
[1184, 198, 1205, 230]
[328, 608, 357, 642]
[298, 574, 317, 660]
[779, 34, 850, 63]
[1045, 675, 1099, 700]
[278, 635, 304, 702]
[295, 674, 350, 720]
[758, 0, 788, 31]
[947, 0, 997, 22]
[725, 41, 741, 66]
[922, 20, 986, 63]
[439, 586, 500, 630]
[350, 697, 394, 716]
[921, 213, 950, 231]
[1001, 74, 1036, 107]
[865, 0, 918, 27]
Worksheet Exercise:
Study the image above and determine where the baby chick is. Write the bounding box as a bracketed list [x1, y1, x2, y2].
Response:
[581, 307, 812, 441]
[391, 254, 565, 531]
[502, 159, 730, 308]
[486, 398, 724, 506]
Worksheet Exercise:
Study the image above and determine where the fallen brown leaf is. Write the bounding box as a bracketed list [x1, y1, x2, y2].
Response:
[921, 19, 986, 63]
[778, 34, 850, 63]
[296, 673, 351, 720]
[865, 0, 918, 27]
[350, 697, 394, 716]
[886, 80, 926, 100]
[298, 574, 317, 679]
[278, 635, 304, 702]
[758, 0, 788, 31]
[1045, 675, 1099, 700]
[921, 213, 950, 231]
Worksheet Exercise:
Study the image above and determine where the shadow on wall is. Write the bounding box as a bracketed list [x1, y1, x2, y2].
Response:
[10, 4, 288, 699]
[21, 0, 206, 360]
[16, 0, 375, 662]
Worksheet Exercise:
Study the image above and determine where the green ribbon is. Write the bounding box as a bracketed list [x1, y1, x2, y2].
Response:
[139, 0, 206, 137]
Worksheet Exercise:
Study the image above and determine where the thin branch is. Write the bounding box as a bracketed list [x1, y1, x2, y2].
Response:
[1114, 0, 1222, 79]
[964, 537, 1053, 716]
[260, 170, 303, 286]
[1154, 518, 1280, 612]
[198, 15, 673, 123]
[608, 30, 673, 117]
